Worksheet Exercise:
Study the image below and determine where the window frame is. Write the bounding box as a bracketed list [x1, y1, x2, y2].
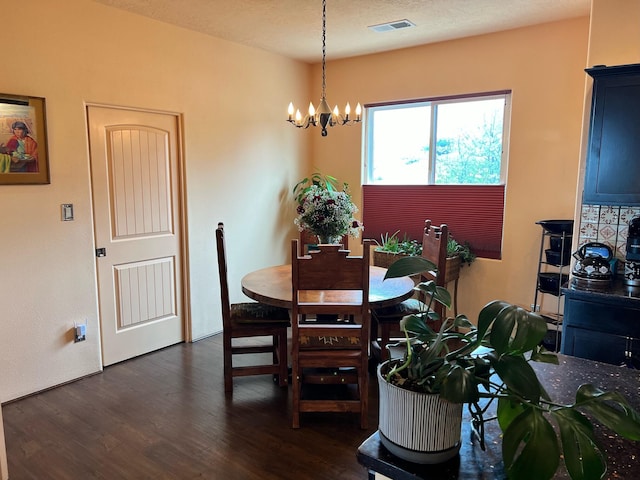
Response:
[362, 90, 512, 186]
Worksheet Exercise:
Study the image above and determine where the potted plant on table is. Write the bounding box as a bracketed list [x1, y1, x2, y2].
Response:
[293, 172, 363, 244]
[379, 255, 640, 480]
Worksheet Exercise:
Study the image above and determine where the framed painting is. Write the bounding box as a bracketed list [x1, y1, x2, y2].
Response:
[0, 93, 49, 185]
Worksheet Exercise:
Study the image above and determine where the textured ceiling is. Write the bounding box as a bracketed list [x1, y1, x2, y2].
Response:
[93, 0, 590, 63]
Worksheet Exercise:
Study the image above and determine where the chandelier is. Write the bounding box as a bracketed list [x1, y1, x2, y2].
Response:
[286, 0, 361, 137]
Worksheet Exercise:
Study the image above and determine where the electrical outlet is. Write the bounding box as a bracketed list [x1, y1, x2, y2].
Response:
[530, 304, 541, 312]
[74, 322, 86, 342]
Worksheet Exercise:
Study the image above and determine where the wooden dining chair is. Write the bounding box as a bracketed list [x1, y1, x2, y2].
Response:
[298, 230, 349, 256]
[371, 220, 449, 361]
[215, 222, 290, 393]
[290, 239, 372, 429]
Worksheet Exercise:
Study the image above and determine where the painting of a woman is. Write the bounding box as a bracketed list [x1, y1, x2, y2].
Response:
[0, 120, 38, 173]
[0, 94, 49, 184]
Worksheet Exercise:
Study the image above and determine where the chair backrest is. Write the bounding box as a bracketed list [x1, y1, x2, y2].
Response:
[291, 239, 371, 334]
[215, 222, 232, 330]
[421, 220, 449, 286]
[298, 230, 349, 256]
[420, 220, 449, 324]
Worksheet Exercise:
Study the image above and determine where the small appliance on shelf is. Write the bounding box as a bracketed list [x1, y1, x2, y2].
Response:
[625, 216, 640, 286]
[571, 242, 614, 291]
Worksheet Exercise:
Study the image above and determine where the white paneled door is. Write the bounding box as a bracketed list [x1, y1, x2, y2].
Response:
[88, 106, 185, 366]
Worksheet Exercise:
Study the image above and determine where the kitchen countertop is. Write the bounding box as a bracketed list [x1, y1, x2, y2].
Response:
[563, 277, 640, 307]
[357, 354, 640, 479]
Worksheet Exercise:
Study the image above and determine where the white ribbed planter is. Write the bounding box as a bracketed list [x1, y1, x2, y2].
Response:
[377, 362, 463, 464]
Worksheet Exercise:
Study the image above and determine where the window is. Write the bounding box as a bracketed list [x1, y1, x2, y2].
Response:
[361, 91, 511, 260]
[364, 92, 511, 185]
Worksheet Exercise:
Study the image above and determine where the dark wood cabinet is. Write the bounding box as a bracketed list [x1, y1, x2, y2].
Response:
[584, 64, 640, 205]
[561, 284, 640, 367]
[565, 328, 628, 366]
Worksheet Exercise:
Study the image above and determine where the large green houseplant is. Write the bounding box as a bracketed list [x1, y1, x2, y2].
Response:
[381, 255, 640, 480]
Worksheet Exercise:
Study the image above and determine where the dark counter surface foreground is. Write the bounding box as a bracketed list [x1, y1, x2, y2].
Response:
[358, 354, 640, 479]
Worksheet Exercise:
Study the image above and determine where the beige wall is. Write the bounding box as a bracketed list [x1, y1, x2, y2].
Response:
[0, 0, 307, 402]
[588, 0, 640, 65]
[311, 18, 590, 321]
[572, 0, 640, 237]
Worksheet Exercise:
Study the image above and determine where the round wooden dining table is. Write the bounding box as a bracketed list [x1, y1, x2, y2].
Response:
[241, 264, 415, 309]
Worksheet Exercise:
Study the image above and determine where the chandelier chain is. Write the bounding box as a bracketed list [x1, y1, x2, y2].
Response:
[321, 0, 326, 101]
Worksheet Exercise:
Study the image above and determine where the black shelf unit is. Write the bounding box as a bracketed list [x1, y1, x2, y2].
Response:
[533, 223, 573, 352]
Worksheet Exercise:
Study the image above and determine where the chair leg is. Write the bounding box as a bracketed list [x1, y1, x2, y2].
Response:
[292, 363, 301, 428]
[277, 330, 288, 387]
[272, 334, 278, 368]
[370, 315, 377, 341]
[223, 332, 233, 393]
[380, 322, 392, 362]
[359, 363, 368, 429]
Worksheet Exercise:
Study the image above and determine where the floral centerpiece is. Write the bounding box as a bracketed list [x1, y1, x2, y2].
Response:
[293, 172, 363, 244]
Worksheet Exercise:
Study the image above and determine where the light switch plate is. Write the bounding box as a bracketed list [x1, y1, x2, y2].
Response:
[61, 203, 74, 221]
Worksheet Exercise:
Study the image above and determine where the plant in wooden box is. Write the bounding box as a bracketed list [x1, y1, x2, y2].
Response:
[373, 231, 423, 269]
[447, 236, 476, 265]
[379, 255, 640, 480]
[442, 235, 476, 284]
[374, 230, 475, 283]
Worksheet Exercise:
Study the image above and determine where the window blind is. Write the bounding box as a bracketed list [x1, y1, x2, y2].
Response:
[362, 185, 505, 259]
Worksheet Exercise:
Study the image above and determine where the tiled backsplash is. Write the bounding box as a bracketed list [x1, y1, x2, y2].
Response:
[579, 205, 640, 269]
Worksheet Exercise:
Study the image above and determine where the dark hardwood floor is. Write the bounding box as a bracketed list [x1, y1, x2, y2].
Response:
[2, 334, 379, 479]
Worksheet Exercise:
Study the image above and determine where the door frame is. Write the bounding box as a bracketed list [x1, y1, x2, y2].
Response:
[85, 102, 192, 359]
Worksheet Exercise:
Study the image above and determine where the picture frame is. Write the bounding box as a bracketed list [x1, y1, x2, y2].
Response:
[0, 93, 50, 185]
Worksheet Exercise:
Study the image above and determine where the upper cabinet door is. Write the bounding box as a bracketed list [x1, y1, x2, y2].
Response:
[584, 64, 640, 205]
